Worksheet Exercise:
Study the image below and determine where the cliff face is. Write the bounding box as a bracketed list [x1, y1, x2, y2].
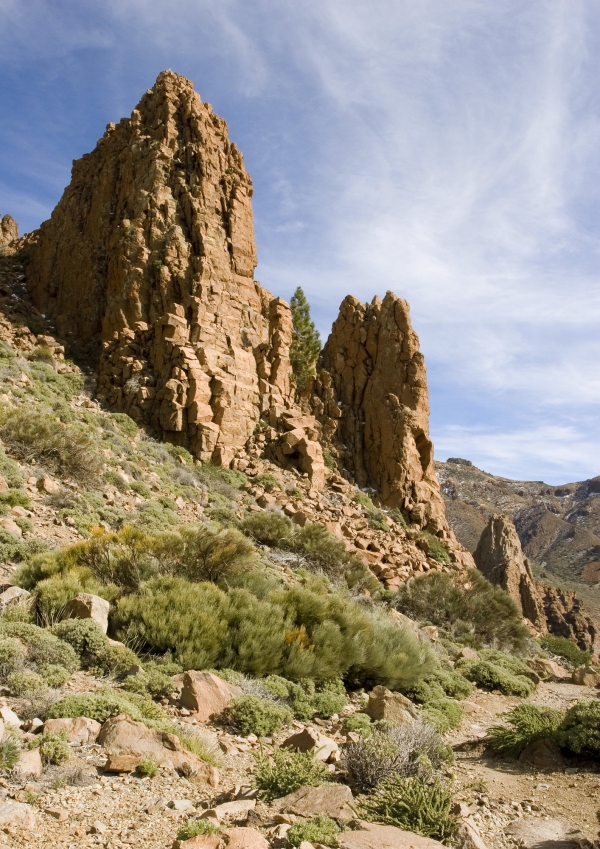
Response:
[312, 293, 450, 538]
[0, 215, 18, 253]
[474, 514, 597, 650]
[25, 71, 323, 481]
[24, 69, 470, 562]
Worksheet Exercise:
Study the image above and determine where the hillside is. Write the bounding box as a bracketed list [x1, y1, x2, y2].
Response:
[0, 71, 598, 849]
[437, 458, 600, 618]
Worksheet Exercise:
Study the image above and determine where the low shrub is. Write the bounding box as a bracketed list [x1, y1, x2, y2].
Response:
[342, 719, 446, 792]
[136, 759, 158, 777]
[253, 473, 280, 492]
[47, 687, 163, 725]
[539, 635, 592, 668]
[226, 695, 293, 737]
[457, 660, 534, 697]
[122, 666, 175, 699]
[420, 699, 463, 733]
[239, 511, 293, 546]
[51, 619, 107, 668]
[177, 727, 221, 767]
[103, 470, 130, 493]
[488, 704, 564, 758]
[0, 637, 26, 678]
[312, 689, 346, 718]
[432, 669, 474, 701]
[0, 735, 21, 770]
[394, 569, 529, 652]
[39, 664, 71, 688]
[343, 713, 372, 735]
[0, 409, 102, 482]
[0, 489, 30, 509]
[253, 748, 328, 801]
[557, 700, 600, 757]
[177, 820, 221, 840]
[361, 775, 457, 843]
[418, 532, 452, 565]
[7, 669, 46, 695]
[0, 621, 79, 674]
[130, 481, 152, 499]
[36, 730, 71, 765]
[287, 816, 340, 847]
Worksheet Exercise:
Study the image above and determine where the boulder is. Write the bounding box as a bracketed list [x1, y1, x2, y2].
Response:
[365, 686, 417, 724]
[337, 821, 445, 849]
[0, 705, 22, 727]
[43, 717, 101, 745]
[527, 657, 570, 680]
[64, 592, 110, 633]
[0, 518, 22, 538]
[208, 800, 255, 821]
[179, 671, 243, 722]
[0, 476, 8, 492]
[0, 801, 36, 830]
[175, 836, 222, 849]
[13, 748, 43, 779]
[281, 727, 339, 762]
[455, 817, 489, 849]
[221, 827, 269, 849]
[104, 754, 141, 773]
[518, 738, 564, 770]
[97, 714, 219, 785]
[0, 586, 30, 608]
[504, 817, 586, 849]
[271, 784, 354, 819]
[572, 666, 600, 687]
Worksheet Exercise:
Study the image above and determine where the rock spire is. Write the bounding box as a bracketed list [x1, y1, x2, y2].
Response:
[0, 215, 18, 253]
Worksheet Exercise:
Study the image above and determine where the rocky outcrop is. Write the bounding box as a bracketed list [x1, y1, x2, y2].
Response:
[474, 514, 546, 629]
[0, 215, 18, 253]
[25, 71, 325, 485]
[474, 514, 598, 649]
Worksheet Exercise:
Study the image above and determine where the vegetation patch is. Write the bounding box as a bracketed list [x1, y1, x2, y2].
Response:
[253, 747, 328, 802]
[361, 775, 457, 843]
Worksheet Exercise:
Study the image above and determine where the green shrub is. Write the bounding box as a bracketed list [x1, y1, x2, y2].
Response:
[239, 511, 293, 546]
[456, 659, 534, 697]
[343, 713, 372, 735]
[291, 523, 355, 580]
[103, 470, 130, 492]
[51, 619, 107, 667]
[122, 665, 174, 699]
[130, 481, 152, 499]
[0, 637, 26, 678]
[177, 820, 220, 840]
[488, 704, 565, 758]
[177, 727, 221, 767]
[39, 664, 71, 688]
[136, 759, 158, 777]
[394, 569, 529, 652]
[0, 621, 79, 673]
[7, 670, 46, 695]
[94, 643, 141, 677]
[418, 532, 452, 565]
[312, 689, 346, 718]
[361, 775, 457, 842]
[557, 700, 600, 756]
[226, 695, 293, 737]
[539, 635, 592, 668]
[478, 649, 538, 682]
[287, 816, 340, 847]
[47, 687, 163, 725]
[421, 699, 463, 733]
[342, 719, 446, 792]
[167, 525, 255, 583]
[36, 730, 71, 765]
[0, 528, 47, 564]
[0, 736, 21, 770]
[322, 449, 337, 471]
[0, 489, 30, 509]
[0, 447, 23, 488]
[110, 413, 138, 438]
[0, 409, 101, 481]
[253, 473, 280, 492]
[253, 747, 328, 802]
[432, 669, 474, 701]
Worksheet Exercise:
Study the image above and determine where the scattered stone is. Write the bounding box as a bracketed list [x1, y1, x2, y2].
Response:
[103, 753, 141, 773]
[178, 671, 243, 722]
[169, 799, 195, 812]
[89, 821, 107, 834]
[364, 685, 417, 724]
[504, 817, 586, 848]
[43, 716, 101, 744]
[337, 820, 445, 848]
[455, 817, 490, 849]
[0, 705, 21, 727]
[13, 748, 42, 779]
[36, 477, 61, 494]
[527, 657, 570, 680]
[281, 727, 339, 762]
[44, 807, 68, 822]
[64, 592, 110, 633]
[221, 827, 268, 849]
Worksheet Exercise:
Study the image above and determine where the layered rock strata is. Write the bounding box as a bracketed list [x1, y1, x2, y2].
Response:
[24, 71, 325, 484]
[474, 514, 597, 650]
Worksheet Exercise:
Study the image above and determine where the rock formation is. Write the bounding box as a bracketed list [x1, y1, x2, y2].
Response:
[0, 215, 18, 253]
[24, 70, 325, 485]
[22, 69, 471, 561]
[312, 293, 451, 536]
[474, 514, 597, 650]
[474, 514, 546, 629]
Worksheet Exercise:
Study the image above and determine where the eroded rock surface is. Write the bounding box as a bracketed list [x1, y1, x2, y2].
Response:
[0, 215, 18, 252]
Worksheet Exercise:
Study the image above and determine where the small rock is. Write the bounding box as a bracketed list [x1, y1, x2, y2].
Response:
[169, 799, 195, 811]
[337, 821, 445, 848]
[43, 716, 101, 744]
[89, 821, 107, 834]
[221, 827, 269, 849]
[0, 801, 37, 830]
[0, 586, 30, 608]
[518, 738, 564, 770]
[281, 727, 339, 762]
[211, 799, 255, 820]
[272, 784, 354, 819]
[0, 518, 22, 538]
[0, 477, 8, 493]
[45, 807, 68, 821]
[178, 671, 243, 722]
[364, 685, 417, 723]
[572, 666, 600, 687]
[36, 477, 61, 494]
[0, 705, 21, 727]
[13, 748, 42, 779]
[64, 592, 110, 633]
[103, 753, 142, 773]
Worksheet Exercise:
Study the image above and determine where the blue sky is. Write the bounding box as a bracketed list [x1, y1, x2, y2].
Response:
[1, 0, 599, 484]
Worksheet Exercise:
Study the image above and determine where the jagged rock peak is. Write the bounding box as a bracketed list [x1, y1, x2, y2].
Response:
[0, 215, 18, 252]
[24, 71, 326, 482]
[474, 514, 546, 628]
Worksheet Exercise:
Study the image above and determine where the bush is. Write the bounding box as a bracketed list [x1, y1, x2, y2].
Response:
[342, 719, 446, 792]
[239, 511, 293, 546]
[47, 687, 163, 725]
[36, 730, 71, 765]
[253, 473, 281, 492]
[167, 525, 255, 583]
[177, 820, 220, 840]
[0, 736, 21, 770]
[0, 489, 30, 509]
[432, 669, 474, 701]
[123, 665, 175, 699]
[226, 695, 293, 737]
[287, 816, 340, 847]
[558, 700, 600, 757]
[177, 727, 221, 767]
[51, 619, 107, 668]
[39, 664, 71, 688]
[136, 759, 158, 777]
[0, 409, 101, 481]
[418, 532, 452, 565]
[8, 670, 46, 695]
[253, 747, 328, 802]
[539, 635, 592, 668]
[0, 621, 79, 674]
[421, 699, 463, 734]
[394, 569, 529, 652]
[103, 471, 130, 493]
[343, 713, 372, 736]
[361, 775, 457, 842]
[488, 704, 565, 758]
[312, 689, 346, 718]
[0, 637, 26, 678]
[456, 659, 534, 697]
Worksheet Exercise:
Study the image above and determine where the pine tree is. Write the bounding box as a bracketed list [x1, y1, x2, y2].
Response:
[290, 287, 321, 388]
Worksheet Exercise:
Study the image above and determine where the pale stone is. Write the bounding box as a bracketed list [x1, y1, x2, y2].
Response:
[337, 821, 445, 849]
[43, 717, 101, 744]
[64, 592, 110, 633]
[0, 518, 22, 538]
[0, 801, 36, 830]
[365, 685, 417, 723]
[179, 671, 242, 721]
[281, 727, 339, 762]
[518, 738, 564, 770]
[0, 586, 30, 608]
[572, 666, 600, 687]
[272, 784, 354, 818]
[13, 748, 43, 778]
[0, 705, 22, 727]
